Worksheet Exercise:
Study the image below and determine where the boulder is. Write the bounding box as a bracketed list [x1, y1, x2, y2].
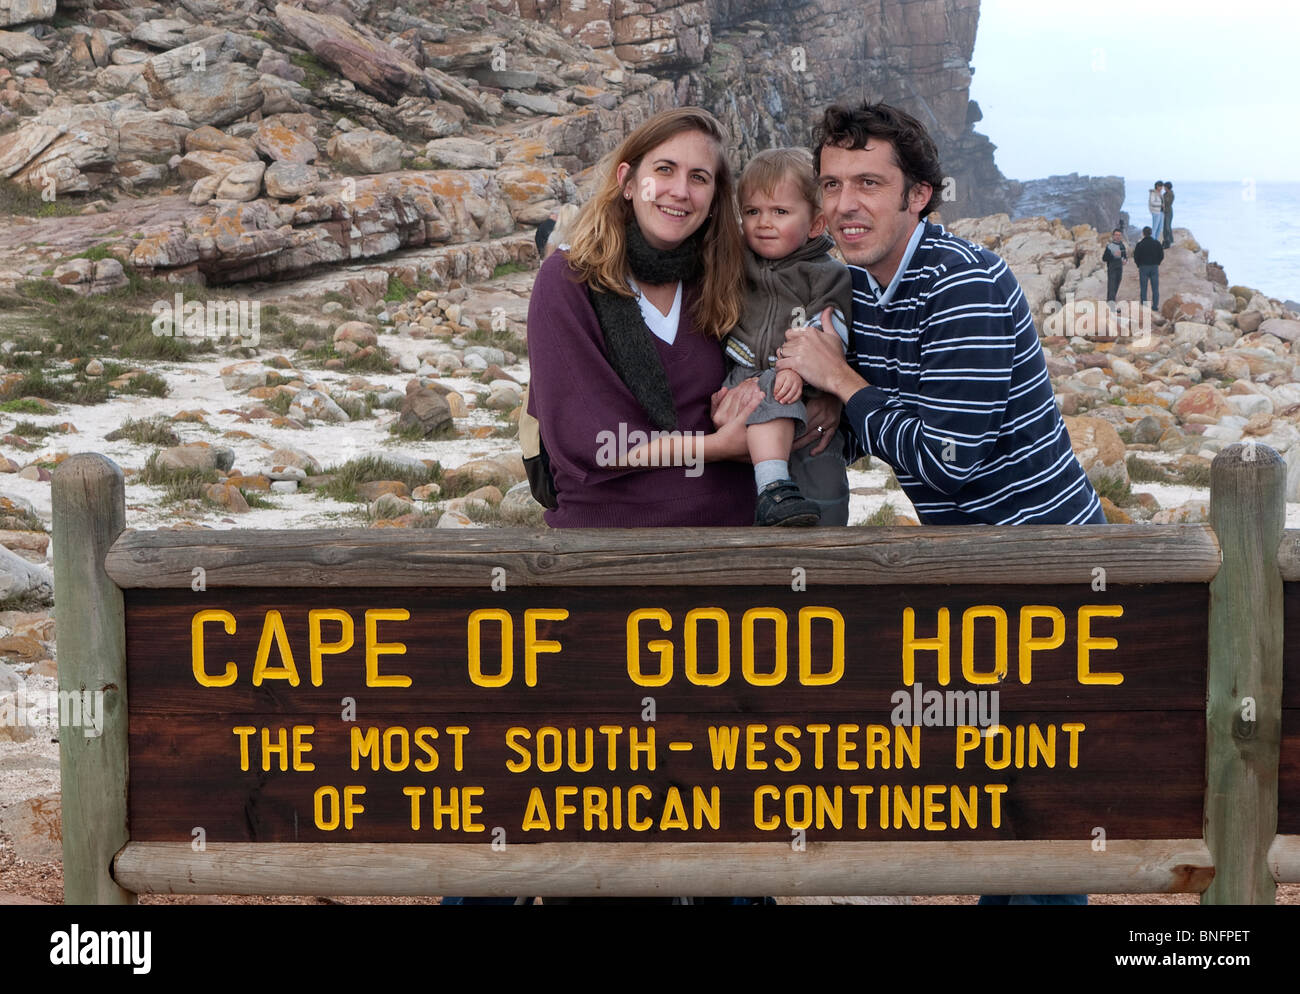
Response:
[291, 389, 350, 423]
[443, 455, 525, 491]
[424, 137, 496, 169]
[263, 160, 318, 199]
[334, 321, 377, 347]
[1063, 415, 1129, 489]
[1171, 384, 1230, 421]
[326, 128, 403, 174]
[0, 543, 51, 601]
[266, 447, 321, 474]
[0, 1, 55, 28]
[0, 794, 61, 861]
[1260, 318, 1300, 343]
[142, 60, 264, 128]
[214, 160, 266, 202]
[156, 444, 217, 472]
[221, 360, 268, 391]
[0, 29, 51, 62]
[204, 483, 250, 513]
[398, 385, 452, 437]
[254, 121, 318, 163]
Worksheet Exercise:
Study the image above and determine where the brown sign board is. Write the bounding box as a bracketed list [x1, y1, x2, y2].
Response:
[126, 583, 1213, 846]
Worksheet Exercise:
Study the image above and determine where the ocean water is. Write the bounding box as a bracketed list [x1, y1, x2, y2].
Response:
[1121, 180, 1300, 304]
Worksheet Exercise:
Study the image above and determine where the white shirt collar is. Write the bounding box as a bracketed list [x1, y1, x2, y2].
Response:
[627, 277, 681, 345]
[864, 221, 926, 306]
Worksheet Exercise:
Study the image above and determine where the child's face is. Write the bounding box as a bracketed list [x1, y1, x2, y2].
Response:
[740, 177, 825, 260]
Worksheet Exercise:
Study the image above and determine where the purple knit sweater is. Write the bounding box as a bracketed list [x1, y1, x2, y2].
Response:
[525, 251, 756, 527]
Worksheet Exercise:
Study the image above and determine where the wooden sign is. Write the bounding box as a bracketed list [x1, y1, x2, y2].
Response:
[126, 583, 1209, 845]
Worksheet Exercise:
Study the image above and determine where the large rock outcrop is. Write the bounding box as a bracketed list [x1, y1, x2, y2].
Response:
[508, 0, 1017, 220]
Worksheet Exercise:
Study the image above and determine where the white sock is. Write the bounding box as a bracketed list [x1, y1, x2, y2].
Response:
[755, 460, 789, 493]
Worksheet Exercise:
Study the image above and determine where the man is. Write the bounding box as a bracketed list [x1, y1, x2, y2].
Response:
[1133, 224, 1165, 309]
[779, 101, 1105, 529]
[1161, 181, 1175, 249]
[778, 102, 1104, 904]
[1103, 227, 1127, 304]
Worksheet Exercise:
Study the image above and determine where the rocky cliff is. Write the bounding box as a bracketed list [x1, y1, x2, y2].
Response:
[0, 1, 1037, 292]
[505, 0, 1018, 219]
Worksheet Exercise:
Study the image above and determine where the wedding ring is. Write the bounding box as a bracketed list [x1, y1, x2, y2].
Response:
[816, 426, 825, 434]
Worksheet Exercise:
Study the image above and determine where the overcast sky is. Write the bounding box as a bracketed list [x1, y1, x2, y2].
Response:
[969, 0, 1299, 183]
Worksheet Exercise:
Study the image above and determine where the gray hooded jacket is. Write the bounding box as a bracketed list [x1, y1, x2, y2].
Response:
[723, 232, 853, 370]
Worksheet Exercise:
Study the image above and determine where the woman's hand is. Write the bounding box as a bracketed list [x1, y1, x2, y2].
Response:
[706, 379, 761, 462]
[710, 378, 762, 430]
[793, 393, 844, 456]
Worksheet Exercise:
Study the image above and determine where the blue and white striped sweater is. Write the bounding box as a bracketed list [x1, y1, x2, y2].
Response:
[844, 221, 1104, 525]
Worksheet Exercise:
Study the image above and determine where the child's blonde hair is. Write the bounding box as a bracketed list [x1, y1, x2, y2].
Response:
[738, 148, 821, 216]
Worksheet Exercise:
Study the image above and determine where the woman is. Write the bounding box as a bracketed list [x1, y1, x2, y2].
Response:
[526, 107, 762, 526]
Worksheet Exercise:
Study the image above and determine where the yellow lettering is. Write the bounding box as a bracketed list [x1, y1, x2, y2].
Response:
[626, 608, 673, 686]
[754, 786, 780, 830]
[308, 609, 353, 687]
[193, 610, 237, 687]
[903, 607, 950, 685]
[1018, 606, 1064, 683]
[961, 605, 1007, 684]
[1078, 606, 1123, 685]
[524, 608, 567, 687]
[685, 607, 729, 686]
[252, 610, 300, 687]
[232, 725, 254, 771]
[741, 607, 787, 686]
[799, 607, 844, 685]
[745, 724, 768, 770]
[365, 608, 411, 687]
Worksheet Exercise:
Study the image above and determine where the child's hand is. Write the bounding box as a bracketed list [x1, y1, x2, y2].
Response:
[773, 367, 803, 404]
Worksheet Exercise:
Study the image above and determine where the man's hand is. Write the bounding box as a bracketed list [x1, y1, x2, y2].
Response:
[776, 306, 867, 403]
[793, 393, 844, 456]
[773, 367, 803, 405]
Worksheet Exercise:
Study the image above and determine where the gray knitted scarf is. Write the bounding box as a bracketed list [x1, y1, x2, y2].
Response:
[587, 216, 706, 431]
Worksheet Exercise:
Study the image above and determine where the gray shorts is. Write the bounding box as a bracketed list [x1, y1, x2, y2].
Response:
[722, 365, 807, 435]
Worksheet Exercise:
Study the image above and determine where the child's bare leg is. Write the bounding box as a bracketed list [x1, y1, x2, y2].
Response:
[751, 418, 797, 495]
[748, 418, 795, 464]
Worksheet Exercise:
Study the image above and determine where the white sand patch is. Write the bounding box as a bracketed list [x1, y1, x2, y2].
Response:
[1, 349, 532, 533]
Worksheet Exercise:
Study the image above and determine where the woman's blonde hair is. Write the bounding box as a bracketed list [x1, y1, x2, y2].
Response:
[563, 107, 743, 341]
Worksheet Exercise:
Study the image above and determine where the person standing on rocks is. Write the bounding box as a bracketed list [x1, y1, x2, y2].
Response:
[1162, 181, 1175, 249]
[1103, 227, 1127, 304]
[1148, 181, 1165, 241]
[1134, 224, 1165, 309]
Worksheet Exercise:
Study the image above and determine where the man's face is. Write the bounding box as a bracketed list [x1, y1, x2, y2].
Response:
[1111, 230, 1123, 243]
[817, 139, 930, 283]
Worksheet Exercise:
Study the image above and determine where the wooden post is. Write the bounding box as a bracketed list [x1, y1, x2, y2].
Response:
[1203, 442, 1285, 904]
[52, 453, 134, 905]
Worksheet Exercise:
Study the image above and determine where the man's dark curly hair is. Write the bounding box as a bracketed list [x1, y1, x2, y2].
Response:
[811, 102, 945, 217]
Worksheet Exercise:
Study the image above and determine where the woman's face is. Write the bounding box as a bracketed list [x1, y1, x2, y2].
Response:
[616, 130, 720, 251]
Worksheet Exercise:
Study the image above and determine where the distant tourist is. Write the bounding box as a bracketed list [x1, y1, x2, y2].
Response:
[546, 203, 582, 257]
[1148, 182, 1165, 241]
[1102, 227, 1127, 303]
[534, 210, 557, 259]
[1162, 181, 1175, 249]
[1133, 225, 1164, 309]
